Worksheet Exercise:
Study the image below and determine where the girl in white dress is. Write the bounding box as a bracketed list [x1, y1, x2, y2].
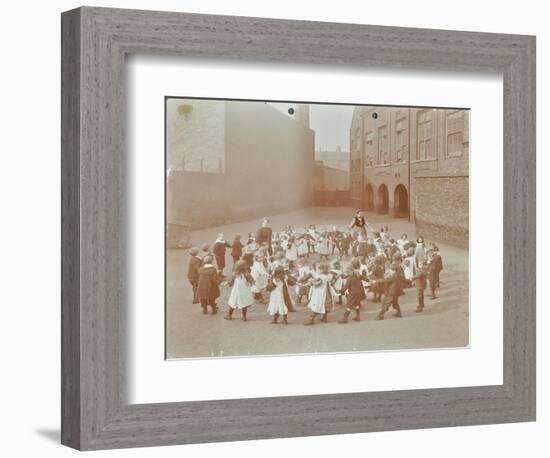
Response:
[225, 260, 254, 321]
[296, 235, 308, 258]
[307, 226, 318, 255]
[266, 266, 291, 324]
[251, 253, 269, 303]
[403, 247, 416, 285]
[304, 264, 333, 325]
[285, 236, 298, 268]
[414, 235, 426, 268]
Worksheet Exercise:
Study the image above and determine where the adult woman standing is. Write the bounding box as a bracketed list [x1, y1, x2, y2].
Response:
[349, 210, 368, 238]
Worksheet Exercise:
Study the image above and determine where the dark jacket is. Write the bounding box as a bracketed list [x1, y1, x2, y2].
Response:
[339, 234, 351, 251]
[197, 265, 220, 300]
[426, 257, 438, 276]
[412, 267, 427, 289]
[212, 240, 231, 270]
[341, 272, 367, 306]
[432, 254, 443, 273]
[377, 270, 405, 304]
[256, 226, 273, 246]
[187, 255, 202, 283]
[231, 240, 244, 259]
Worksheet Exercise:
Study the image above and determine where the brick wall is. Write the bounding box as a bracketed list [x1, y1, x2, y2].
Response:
[415, 176, 469, 248]
[314, 163, 349, 191]
[313, 190, 350, 206]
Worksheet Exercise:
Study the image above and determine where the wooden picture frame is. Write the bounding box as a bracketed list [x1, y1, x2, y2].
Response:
[61, 6, 536, 450]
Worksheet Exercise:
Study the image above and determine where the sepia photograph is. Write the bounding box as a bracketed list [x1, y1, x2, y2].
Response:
[165, 97, 470, 359]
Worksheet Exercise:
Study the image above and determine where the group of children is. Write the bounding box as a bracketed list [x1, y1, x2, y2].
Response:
[186, 222, 444, 325]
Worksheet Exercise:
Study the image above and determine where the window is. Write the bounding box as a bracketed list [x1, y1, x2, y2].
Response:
[378, 125, 388, 164]
[446, 110, 467, 157]
[365, 131, 374, 166]
[395, 118, 407, 162]
[417, 109, 433, 160]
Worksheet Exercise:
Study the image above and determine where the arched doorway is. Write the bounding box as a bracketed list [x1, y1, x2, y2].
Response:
[394, 184, 409, 218]
[364, 184, 374, 211]
[377, 184, 389, 214]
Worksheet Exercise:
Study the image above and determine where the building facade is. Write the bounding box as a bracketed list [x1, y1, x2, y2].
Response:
[166, 99, 316, 239]
[350, 106, 469, 247]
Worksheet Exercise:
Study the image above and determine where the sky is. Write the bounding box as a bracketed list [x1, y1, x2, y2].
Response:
[269, 102, 354, 152]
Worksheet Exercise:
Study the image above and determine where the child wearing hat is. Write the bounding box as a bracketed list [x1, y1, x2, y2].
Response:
[426, 250, 440, 299]
[374, 262, 405, 320]
[187, 247, 202, 304]
[412, 261, 428, 312]
[338, 262, 367, 323]
[196, 255, 220, 315]
[429, 243, 443, 289]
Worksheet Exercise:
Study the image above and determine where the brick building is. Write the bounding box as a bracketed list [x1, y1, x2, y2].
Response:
[166, 99, 315, 245]
[349, 106, 469, 247]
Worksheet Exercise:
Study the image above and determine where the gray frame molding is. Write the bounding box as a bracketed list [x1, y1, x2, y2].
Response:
[61, 6, 536, 451]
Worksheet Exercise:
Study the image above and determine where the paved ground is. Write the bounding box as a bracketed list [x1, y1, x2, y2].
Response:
[166, 207, 469, 359]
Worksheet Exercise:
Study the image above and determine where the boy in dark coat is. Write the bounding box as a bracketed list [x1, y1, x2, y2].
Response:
[329, 226, 343, 255]
[187, 247, 202, 304]
[368, 256, 385, 302]
[256, 218, 273, 255]
[429, 244, 443, 289]
[339, 232, 351, 259]
[374, 262, 405, 320]
[212, 233, 232, 277]
[356, 235, 370, 263]
[411, 261, 427, 312]
[426, 250, 440, 299]
[197, 255, 221, 314]
[338, 263, 367, 323]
